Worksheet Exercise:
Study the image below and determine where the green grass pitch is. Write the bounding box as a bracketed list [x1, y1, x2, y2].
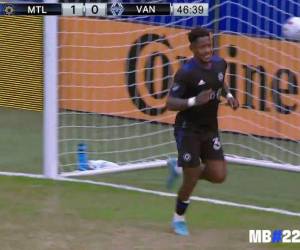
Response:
[0, 107, 299, 249]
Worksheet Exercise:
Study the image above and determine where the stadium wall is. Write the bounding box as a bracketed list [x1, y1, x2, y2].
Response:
[0, 17, 43, 111]
[0, 1, 214, 114]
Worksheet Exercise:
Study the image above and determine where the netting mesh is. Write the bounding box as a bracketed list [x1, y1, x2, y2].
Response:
[58, 1, 300, 173]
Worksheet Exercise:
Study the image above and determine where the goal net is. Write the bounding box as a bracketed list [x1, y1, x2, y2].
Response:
[57, 0, 300, 177]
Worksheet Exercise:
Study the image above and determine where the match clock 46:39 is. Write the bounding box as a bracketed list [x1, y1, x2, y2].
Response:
[172, 3, 208, 16]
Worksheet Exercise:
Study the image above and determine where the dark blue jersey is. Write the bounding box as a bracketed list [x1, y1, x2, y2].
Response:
[169, 55, 227, 131]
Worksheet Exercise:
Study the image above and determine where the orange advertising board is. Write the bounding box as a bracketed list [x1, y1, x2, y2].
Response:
[60, 18, 190, 124]
[219, 35, 300, 140]
[59, 18, 300, 140]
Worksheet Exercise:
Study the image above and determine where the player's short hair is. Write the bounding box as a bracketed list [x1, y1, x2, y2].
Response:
[188, 27, 210, 43]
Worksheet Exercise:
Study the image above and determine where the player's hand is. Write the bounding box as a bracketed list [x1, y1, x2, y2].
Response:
[227, 96, 239, 110]
[195, 89, 214, 106]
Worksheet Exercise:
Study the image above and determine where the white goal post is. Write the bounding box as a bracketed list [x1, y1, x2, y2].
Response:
[43, 1, 300, 179]
[43, 1, 58, 179]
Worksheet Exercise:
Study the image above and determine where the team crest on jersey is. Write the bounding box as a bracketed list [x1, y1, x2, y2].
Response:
[218, 72, 224, 81]
[183, 153, 192, 162]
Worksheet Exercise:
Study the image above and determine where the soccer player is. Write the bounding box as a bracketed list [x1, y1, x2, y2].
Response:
[166, 27, 239, 236]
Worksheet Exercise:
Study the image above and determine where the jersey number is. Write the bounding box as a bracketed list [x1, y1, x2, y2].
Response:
[212, 137, 221, 150]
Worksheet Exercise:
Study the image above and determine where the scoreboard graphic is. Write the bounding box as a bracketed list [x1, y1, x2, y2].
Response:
[0, 2, 209, 16]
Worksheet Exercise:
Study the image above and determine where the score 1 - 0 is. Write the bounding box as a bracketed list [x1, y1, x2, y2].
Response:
[61, 3, 106, 16]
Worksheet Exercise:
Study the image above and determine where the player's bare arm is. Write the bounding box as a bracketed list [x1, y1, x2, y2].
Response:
[222, 82, 239, 110]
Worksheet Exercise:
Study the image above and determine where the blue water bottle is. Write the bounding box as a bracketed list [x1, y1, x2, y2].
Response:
[77, 143, 89, 171]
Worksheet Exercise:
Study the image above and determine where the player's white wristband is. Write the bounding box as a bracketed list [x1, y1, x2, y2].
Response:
[187, 97, 196, 107]
[226, 92, 234, 99]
